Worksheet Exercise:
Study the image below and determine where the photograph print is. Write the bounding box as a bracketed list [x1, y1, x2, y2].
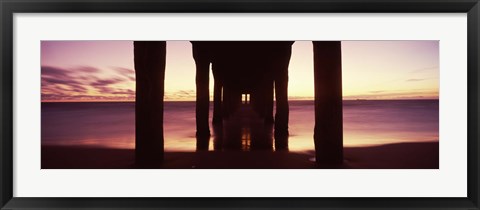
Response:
[41, 41, 439, 169]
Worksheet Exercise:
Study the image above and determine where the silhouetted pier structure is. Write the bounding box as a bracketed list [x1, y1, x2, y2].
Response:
[200, 103, 276, 152]
[134, 41, 343, 168]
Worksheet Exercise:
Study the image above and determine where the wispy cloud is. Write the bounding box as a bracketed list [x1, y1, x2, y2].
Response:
[41, 65, 135, 101]
[113, 67, 136, 81]
[410, 66, 439, 74]
[75, 66, 100, 73]
[406, 78, 426, 82]
[164, 90, 196, 101]
[41, 66, 200, 102]
[344, 89, 439, 100]
[89, 78, 126, 86]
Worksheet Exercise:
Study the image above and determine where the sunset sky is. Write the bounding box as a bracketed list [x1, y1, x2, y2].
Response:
[41, 41, 439, 102]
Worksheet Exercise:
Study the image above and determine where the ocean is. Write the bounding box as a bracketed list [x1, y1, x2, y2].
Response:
[41, 100, 439, 151]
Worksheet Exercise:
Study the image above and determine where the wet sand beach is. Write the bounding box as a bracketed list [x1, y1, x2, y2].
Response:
[42, 141, 438, 169]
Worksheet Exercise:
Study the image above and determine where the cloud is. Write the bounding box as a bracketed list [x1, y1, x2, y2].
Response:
[42, 94, 135, 102]
[410, 66, 439, 74]
[287, 96, 314, 100]
[42, 66, 89, 94]
[114, 67, 136, 81]
[75, 66, 100, 73]
[41, 66, 71, 77]
[164, 90, 196, 100]
[95, 86, 113, 94]
[42, 77, 74, 85]
[41, 65, 135, 101]
[344, 89, 439, 100]
[111, 89, 135, 95]
[406, 78, 425, 82]
[115, 67, 135, 75]
[89, 78, 126, 86]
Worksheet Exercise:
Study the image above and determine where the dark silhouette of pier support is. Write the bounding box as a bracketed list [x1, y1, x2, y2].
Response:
[272, 46, 291, 137]
[265, 82, 275, 123]
[133, 41, 166, 167]
[190, 41, 294, 148]
[132, 41, 343, 168]
[192, 43, 211, 137]
[313, 41, 343, 166]
[213, 80, 223, 124]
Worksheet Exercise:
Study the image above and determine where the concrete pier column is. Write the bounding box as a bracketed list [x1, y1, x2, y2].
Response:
[222, 87, 230, 119]
[312, 41, 343, 166]
[193, 44, 211, 137]
[134, 41, 166, 167]
[213, 80, 223, 124]
[274, 48, 291, 137]
[265, 81, 275, 123]
[274, 77, 289, 136]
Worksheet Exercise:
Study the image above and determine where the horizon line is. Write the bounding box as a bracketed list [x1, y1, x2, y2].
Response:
[41, 98, 440, 103]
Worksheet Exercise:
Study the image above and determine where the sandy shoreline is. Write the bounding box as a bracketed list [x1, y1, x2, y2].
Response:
[41, 141, 438, 169]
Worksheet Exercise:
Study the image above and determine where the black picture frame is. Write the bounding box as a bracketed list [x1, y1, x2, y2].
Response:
[1, 0, 479, 209]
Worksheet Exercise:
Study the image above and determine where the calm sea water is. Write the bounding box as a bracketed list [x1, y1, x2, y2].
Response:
[41, 100, 439, 151]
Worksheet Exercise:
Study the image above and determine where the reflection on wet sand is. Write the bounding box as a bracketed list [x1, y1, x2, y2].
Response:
[41, 100, 439, 151]
[196, 104, 289, 152]
[41, 141, 439, 169]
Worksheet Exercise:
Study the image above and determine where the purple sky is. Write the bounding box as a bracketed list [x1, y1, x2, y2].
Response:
[41, 41, 439, 101]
